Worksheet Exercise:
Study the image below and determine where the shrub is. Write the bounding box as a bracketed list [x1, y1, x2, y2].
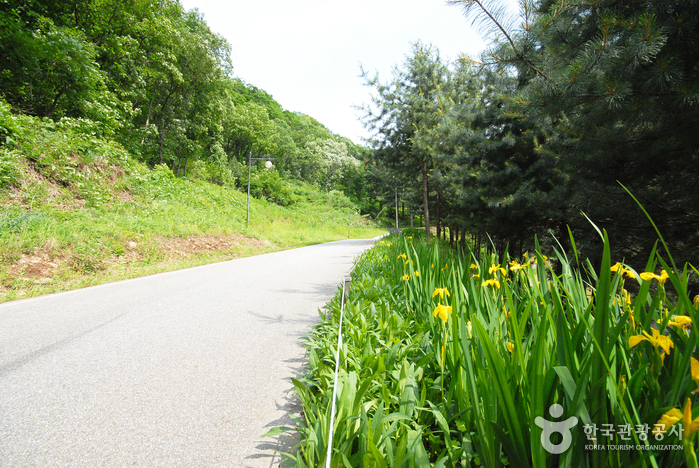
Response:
[327, 189, 354, 210]
[250, 168, 293, 206]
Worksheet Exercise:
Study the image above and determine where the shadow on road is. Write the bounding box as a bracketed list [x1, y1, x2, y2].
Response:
[247, 354, 308, 468]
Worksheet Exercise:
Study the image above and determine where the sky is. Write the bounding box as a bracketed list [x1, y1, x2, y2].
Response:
[178, 0, 493, 143]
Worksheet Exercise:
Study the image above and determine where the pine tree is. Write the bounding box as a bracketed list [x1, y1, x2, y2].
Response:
[361, 42, 449, 240]
[451, 0, 699, 267]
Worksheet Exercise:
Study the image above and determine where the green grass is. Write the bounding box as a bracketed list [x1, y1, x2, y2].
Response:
[276, 231, 698, 467]
[0, 114, 385, 302]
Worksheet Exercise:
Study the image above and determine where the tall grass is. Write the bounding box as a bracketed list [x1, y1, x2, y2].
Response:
[277, 231, 698, 467]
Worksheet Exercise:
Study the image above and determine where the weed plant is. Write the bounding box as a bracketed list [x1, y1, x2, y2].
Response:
[277, 231, 698, 467]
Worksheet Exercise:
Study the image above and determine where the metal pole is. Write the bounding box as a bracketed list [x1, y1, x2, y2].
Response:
[326, 275, 351, 468]
[395, 190, 399, 230]
[246, 151, 251, 229]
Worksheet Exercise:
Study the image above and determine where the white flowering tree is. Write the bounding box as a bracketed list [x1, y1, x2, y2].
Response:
[304, 138, 360, 189]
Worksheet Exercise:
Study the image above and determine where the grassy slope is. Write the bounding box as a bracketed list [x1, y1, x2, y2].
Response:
[0, 116, 385, 303]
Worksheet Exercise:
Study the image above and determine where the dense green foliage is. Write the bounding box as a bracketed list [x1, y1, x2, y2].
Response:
[280, 232, 698, 467]
[0, 0, 374, 207]
[362, 0, 699, 273]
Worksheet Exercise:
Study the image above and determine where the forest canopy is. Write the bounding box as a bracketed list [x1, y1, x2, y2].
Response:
[0, 0, 370, 204]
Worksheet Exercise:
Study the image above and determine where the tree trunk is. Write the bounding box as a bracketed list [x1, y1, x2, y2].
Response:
[141, 92, 156, 145]
[435, 190, 441, 240]
[422, 161, 430, 241]
[47, 86, 66, 119]
[394, 190, 399, 230]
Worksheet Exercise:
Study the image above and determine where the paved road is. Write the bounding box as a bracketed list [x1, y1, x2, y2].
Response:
[0, 238, 378, 467]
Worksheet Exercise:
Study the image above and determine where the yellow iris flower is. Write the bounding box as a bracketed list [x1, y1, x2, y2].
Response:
[654, 361, 699, 468]
[622, 289, 632, 306]
[640, 270, 670, 284]
[611, 262, 636, 279]
[489, 265, 507, 276]
[629, 328, 674, 355]
[654, 398, 699, 439]
[401, 274, 410, 281]
[623, 309, 637, 328]
[482, 278, 501, 289]
[433, 303, 452, 322]
[531, 255, 548, 265]
[432, 287, 451, 299]
[506, 341, 514, 353]
[397, 253, 407, 261]
[668, 315, 693, 329]
[509, 260, 530, 271]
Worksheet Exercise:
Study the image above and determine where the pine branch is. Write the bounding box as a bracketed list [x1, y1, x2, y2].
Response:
[447, 0, 555, 86]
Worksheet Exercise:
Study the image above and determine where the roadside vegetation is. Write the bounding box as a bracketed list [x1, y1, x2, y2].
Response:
[0, 0, 388, 302]
[279, 230, 699, 467]
[0, 108, 384, 302]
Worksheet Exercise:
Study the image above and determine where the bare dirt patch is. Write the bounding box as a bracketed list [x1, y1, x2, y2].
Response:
[158, 233, 270, 258]
[6, 250, 62, 285]
[3, 164, 86, 211]
[116, 190, 135, 203]
[1, 233, 273, 301]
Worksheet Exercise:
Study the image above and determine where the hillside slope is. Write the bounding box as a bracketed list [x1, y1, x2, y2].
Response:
[0, 109, 384, 303]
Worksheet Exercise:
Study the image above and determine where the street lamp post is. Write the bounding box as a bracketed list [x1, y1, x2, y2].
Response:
[395, 190, 399, 231]
[246, 151, 274, 229]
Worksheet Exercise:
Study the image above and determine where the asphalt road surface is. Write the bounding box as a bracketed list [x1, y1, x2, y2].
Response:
[0, 238, 378, 467]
